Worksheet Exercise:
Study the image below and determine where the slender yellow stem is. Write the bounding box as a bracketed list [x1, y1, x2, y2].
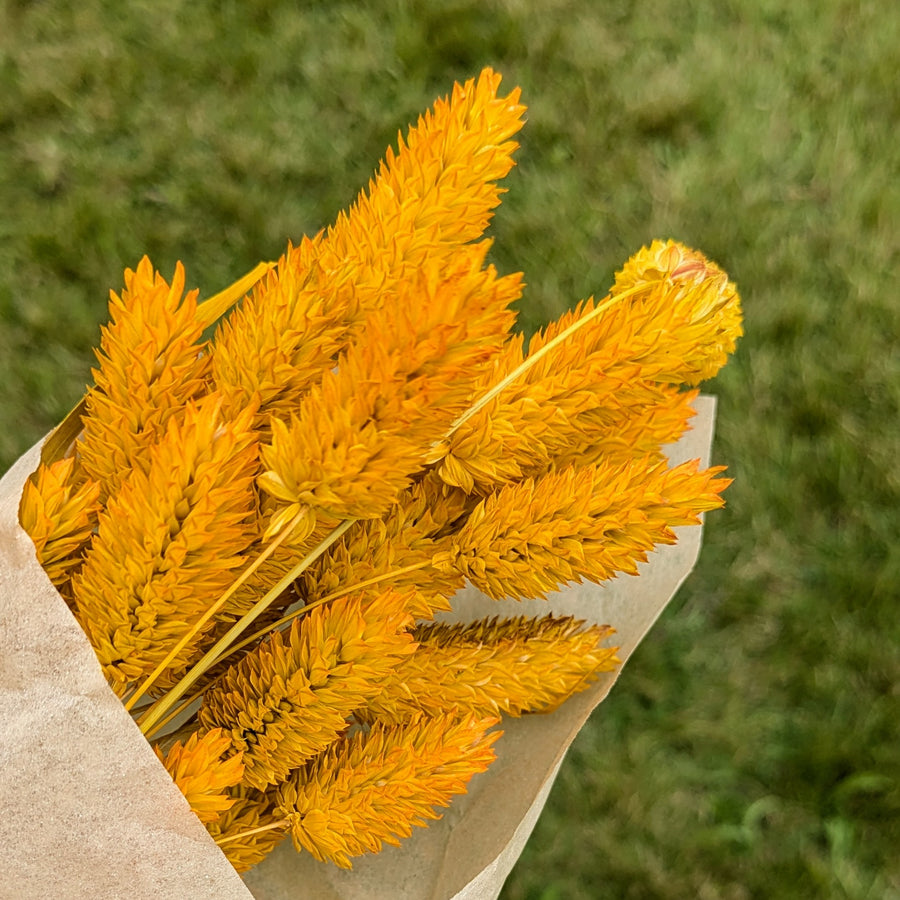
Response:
[125, 507, 309, 712]
[138, 519, 356, 736]
[215, 820, 288, 846]
[140, 560, 433, 738]
[443, 280, 661, 440]
[138, 690, 203, 738]
[215, 560, 433, 665]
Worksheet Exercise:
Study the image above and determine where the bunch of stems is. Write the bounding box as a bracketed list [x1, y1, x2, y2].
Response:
[19, 67, 741, 874]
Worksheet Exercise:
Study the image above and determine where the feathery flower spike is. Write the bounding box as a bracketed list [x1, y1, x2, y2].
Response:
[431, 241, 742, 494]
[198, 590, 415, 790]
[275, 713, 500, 868]
[436, 457, 730, 600]
[19, 457, 100, 599]
[213, 67, 526, 424]
[78, 257, 211, 499]
[153, 727, 245, 824]
[72, 395, 259, 695]
[364, 615, 619, 723]
[256, 241, 522, 539]
[297, 458, 472, 620]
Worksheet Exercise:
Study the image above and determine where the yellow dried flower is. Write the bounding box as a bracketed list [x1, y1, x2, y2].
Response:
[299, 480, 471, 620]
[198, 590, 415, 791]
[551, 385, 701, 471]
[72, 395, 259, 695]
[153, 727, 245, 825]
[275, 713, 500, 869]
[211, 236, 350, 426]
[347, 242, 522, 444]
[609, 239, 743, 384]
[364, 616, 619, 723]
[327, 67, 524, 271]
[436, 457, 730, 600]
[431, 241, 742, 494]
[18, 456, 100, 597]
[212, 67, 525, 425]
[256, 238, 523, 539]
[256, 353, 426, 538]
[78, 257, 211, 499]
[206, 786, 286, 873]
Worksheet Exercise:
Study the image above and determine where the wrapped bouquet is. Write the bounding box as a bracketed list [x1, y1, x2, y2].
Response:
[2, 68, 741, 898]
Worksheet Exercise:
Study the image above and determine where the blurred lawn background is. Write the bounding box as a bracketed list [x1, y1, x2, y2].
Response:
[1, 1, 897, 897]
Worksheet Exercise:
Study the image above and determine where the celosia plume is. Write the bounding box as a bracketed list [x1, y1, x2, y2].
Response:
[153, 727, 245, 824]
[364, 615, 619, 722]
[437, 457, 730, 600]
[299, 480, 471, 619]
[212, 68, 525, 425]
[275, 713, 500, 868]
[78, 257, 211, 499]
[256, 242, 522, 538]
[256, 347, 428, 538]
[198, 590, 415, 791]
[72, 396, 259, 694]
[550, 385, 700, 471]
[431, 240, 742, 494]
[18, 456, 100, 597]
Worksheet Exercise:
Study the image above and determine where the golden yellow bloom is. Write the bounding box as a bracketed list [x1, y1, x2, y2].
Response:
[256, 352, 426, 538]
[206, 786, 286, 873]
[198, 590, 415, 791]
[436, 457, 730, 600]
[275, 713, 500, 868]
[551, 385, 700, 471]
[256, 240, 523, 539]
[212, 67, 525, 425]
[153, 727, 245, 824]
[18, 457, 100, 597]
[299, 480, 471, 619]
[327, 67, 524, 272]
[72, 396, 259, 695]
[364, 616, 619, 723]
[78, 257, 211, 499]
[211, 236, 349, 426]
[431, 241, 742, 494]
[347, 242, 522, 445]
[609, 239, 743, 384]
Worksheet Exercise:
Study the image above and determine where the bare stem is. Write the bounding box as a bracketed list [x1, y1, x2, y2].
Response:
[138, 519, 356, 736]
[125, 507, 309, 712]
[442, 280, 660, 440]
[215, 560, 433, 665]
[215, 820, 289, 846]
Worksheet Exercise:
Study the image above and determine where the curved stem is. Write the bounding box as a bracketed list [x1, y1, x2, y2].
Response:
[125, 507, 309, 712]
[138, 519, 355, 736]
[442, 280, 660, 440]
[215, 560, 433, 666]
[215, 820, 288, 846]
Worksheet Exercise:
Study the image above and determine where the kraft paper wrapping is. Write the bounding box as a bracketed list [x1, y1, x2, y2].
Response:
[0, 396, 716, 900]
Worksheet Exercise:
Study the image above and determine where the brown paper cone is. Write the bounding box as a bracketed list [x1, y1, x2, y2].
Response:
[0, 396, 716, 900]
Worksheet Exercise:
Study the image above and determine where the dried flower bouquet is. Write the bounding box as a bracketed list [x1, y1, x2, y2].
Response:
[17, 68, 741, 879]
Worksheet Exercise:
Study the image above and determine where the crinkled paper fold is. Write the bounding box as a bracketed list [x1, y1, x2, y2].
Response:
[0, 397, 716, 900]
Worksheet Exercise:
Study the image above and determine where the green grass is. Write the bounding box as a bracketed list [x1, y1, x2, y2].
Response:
[2, 0, 898, 897]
